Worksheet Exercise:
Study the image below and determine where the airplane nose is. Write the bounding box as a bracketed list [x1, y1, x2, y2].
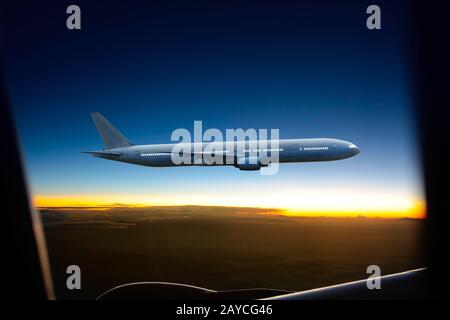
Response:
[348, 143, 360, 156]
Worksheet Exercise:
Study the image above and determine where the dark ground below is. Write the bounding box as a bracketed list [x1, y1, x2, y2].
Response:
[40, 206, 426, 299]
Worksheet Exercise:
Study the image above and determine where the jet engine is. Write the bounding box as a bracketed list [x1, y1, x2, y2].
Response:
[235, 156, 266, 170]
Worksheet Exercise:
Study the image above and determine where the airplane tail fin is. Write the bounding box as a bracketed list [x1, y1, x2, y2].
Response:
[90, 112, 133, 149]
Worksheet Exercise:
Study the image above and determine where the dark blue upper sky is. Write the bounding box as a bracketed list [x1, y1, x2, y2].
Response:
[2, 1, 424, 214]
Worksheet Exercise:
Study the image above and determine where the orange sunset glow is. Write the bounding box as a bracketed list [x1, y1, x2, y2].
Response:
[34, 190, 426, 219]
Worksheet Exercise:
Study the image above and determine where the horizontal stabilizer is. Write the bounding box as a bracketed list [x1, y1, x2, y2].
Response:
[82, 151, 123, 157]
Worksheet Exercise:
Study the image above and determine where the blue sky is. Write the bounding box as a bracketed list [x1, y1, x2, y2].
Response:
[2, 1, 424, 215]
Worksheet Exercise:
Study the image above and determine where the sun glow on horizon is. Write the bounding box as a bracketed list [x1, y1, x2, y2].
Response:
[33, 189, 426, 219]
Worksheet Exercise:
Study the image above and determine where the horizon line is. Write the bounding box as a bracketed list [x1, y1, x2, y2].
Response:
[35, 203, 426, 220]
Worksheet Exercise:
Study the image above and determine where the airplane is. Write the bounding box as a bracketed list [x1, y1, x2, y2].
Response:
[86, 112, 360, 170]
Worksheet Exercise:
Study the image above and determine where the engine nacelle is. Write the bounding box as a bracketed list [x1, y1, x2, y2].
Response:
[236, 156, 264, 170]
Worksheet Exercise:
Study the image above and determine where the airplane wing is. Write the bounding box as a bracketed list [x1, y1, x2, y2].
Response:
[96, 267, 429, 300]
[262, 267, 428, 300]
